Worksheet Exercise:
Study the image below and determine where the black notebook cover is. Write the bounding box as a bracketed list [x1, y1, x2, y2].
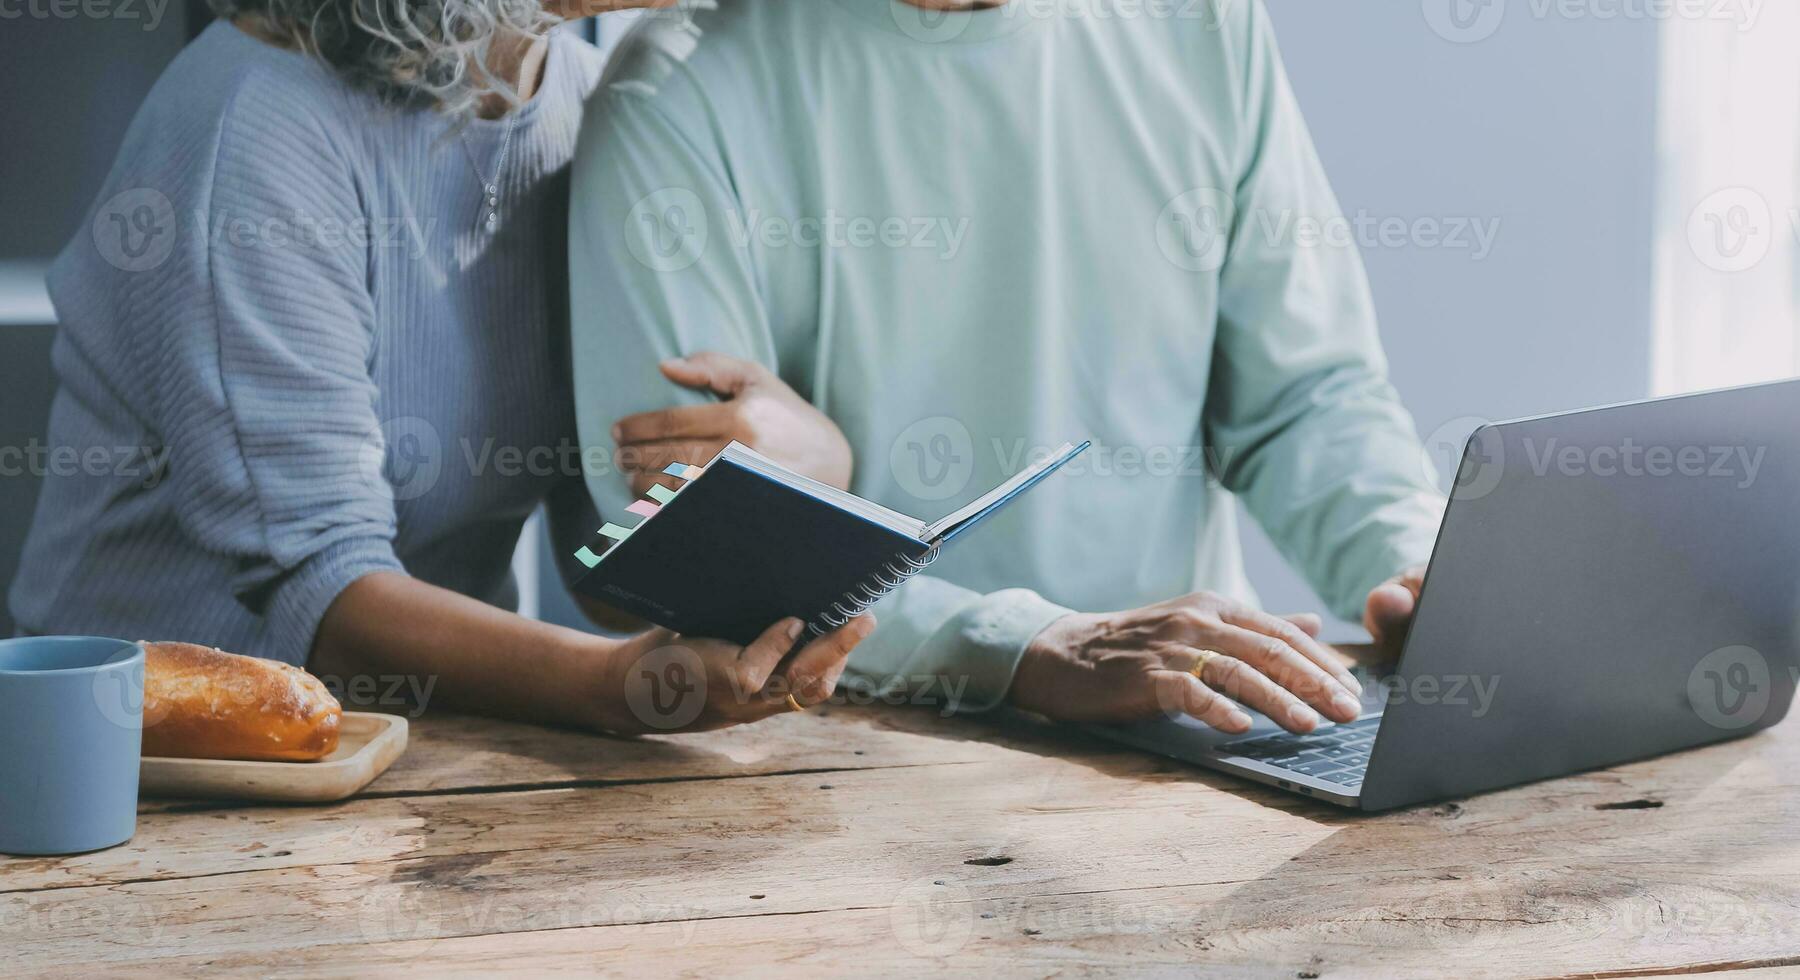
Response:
[575, 458, 935, 645]
[575, 441, 1088, 645]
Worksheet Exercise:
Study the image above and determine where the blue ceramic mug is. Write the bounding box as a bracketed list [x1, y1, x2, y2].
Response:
[0, 636, 145, 855]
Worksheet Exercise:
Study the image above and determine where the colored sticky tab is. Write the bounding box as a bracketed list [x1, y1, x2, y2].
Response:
[662, 462, 691, 477]
[573, 546, 602, 569]
[646, 484, 677, 505]
[598, 522, 634, 542]
[683, 464, 705, 480]
[626, 499, 661, 519]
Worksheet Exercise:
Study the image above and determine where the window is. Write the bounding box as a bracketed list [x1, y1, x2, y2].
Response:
[1652, 6, 1800, 394]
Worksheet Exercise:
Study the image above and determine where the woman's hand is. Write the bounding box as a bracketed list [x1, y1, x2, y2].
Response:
[1008, 593, 1364, 735]
[612, 353, 853, 495]
[310, 573, 873, 737]
[589, 615, 875, 735]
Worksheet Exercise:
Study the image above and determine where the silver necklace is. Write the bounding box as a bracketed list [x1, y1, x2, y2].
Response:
[457, 112, 519, 232]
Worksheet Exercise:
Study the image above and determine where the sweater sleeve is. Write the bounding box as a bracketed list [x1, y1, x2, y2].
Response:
[570, 89, 1070, 712]
[1202, 2, 1445, 620]
[61, 76, 406, 665]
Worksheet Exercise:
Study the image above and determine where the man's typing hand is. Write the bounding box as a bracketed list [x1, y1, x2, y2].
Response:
[1363, 566, 1426, 665]
[1009, 593, 1365, 735]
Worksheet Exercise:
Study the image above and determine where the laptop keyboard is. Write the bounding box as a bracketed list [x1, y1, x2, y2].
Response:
[1220, 715, 1383, 785]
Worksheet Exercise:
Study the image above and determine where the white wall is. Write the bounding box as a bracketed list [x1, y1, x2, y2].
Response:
[1244, 2, 1662, 632]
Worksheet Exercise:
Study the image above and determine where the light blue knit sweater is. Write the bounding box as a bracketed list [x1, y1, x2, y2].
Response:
[12, 23, 606, 664]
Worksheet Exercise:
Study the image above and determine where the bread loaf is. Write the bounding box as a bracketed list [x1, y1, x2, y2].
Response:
[142, 642, 342, 762]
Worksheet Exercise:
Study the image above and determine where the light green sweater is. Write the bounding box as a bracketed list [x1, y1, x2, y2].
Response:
[570, 0, 1445, 712]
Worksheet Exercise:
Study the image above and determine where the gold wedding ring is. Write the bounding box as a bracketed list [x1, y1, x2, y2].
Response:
[785, 693, 808, 713]
[1188, 649, 1225, 678]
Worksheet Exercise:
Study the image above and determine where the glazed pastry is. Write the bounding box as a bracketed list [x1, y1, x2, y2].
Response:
[141, 642, 341, 762]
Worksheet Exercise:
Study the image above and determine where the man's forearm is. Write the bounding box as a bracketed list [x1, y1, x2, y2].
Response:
[843, 575, 1072, 714]
[308, 572, 621, 730]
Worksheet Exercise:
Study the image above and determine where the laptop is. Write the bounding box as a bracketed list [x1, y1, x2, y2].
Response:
[1096, 379, 1800, 811]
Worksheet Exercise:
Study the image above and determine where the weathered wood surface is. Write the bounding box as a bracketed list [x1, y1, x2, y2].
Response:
[4, 705, 1796, 978]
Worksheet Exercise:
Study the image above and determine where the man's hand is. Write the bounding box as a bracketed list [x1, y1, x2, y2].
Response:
[1362, 566, 1426, 664]
[1009, 593, 1365, 735]
[612, 353, 853, 496]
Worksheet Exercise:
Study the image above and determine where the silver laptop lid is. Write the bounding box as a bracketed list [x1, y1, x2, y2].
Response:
[1360, 379, 1800, 811]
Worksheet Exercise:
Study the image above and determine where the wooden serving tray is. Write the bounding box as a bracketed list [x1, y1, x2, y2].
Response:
[140, 712, 409, 803]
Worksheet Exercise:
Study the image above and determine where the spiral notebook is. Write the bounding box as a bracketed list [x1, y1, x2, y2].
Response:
[572, 440, 1089, 644]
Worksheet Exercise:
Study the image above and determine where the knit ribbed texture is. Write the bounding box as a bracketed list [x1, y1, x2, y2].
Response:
[10, 23, 605, 665]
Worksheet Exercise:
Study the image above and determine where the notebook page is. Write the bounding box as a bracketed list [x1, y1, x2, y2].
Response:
[924, 442, 1085, 541]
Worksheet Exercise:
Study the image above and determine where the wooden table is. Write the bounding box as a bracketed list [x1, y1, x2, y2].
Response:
[4, 703, 1797, 978]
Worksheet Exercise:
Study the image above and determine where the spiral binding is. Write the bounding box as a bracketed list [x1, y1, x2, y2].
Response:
[809, 542, 942, 635]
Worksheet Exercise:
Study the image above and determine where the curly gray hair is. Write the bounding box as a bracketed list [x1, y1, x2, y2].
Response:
[210, 0, 557, 116]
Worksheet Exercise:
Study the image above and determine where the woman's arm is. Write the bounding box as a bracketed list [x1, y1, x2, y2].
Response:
[309, 573, 616, 728]
[310, 572, 872, 733]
